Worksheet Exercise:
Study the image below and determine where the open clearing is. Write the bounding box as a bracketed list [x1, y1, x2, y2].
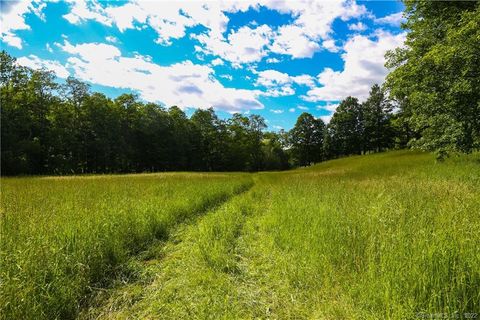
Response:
[1, 151, 479, 319]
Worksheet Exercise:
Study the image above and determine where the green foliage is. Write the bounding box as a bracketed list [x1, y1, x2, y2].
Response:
[362, 84, 395, 152]
[385, 1, 480, 155]
[289, 112, 325, 166]
[0, 51, 288, 174]
[262, 131, 290, 170]
[327, 96, 364, 156]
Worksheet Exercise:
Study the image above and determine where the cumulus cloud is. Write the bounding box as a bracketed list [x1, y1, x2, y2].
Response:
[317, 103, 339, 112]
[348, 22, 367, 32]
[270, 25, 320, 58]
[374, 12, 405, 26]
[297, 106, 309, 110]
[291, 74, 315, 88]
[65, 1, 234, 45]
[17, 55, 70, 78]
[211, 58, 224, 66]
[1, 33, 23, 49]
[289, 108, 296, 112]
[195, 24, 273, 67]
[60, 0, 370, 63]
[304, 30, 406, 102]
[0, 0, 47, 49]
[256, 70, 291, 87]
[267, 0, 369, 56]
[266, 57, 280, 64]
[105, 36, 118, 43]
[255, 69, 315, 97]
[57, 41, 263, 112]
[319, 115, 333, 124]
[63, 0, 111, 26]
[315, 103, 339, 123]
[322, 39, 340, 52]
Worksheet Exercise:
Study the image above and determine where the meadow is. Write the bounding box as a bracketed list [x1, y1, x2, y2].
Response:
[1, 151, 479, 319]
[0, 173, 253, 319]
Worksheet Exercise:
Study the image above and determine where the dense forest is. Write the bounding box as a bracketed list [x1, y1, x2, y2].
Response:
[1, 1, 478, 175]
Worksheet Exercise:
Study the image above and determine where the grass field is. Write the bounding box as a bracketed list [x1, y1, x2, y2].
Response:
[1, 151, 479, 319]
[0, 173, 253, 319]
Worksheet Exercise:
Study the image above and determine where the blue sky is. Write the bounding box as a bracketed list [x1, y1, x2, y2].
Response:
[1, 0, 406, 130]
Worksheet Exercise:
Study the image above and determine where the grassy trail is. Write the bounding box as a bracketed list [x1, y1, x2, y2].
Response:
[79, 180, 264, 319]
[2, 151, 479, 319]
[80, 151, 480, 319]
[0, 173, 253, 320]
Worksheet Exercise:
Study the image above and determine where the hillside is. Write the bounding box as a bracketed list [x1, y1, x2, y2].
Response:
[1, 151, 479, 319]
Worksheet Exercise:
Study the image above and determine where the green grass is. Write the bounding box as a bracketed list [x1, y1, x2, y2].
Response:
[2, 151, 479, 319]
[0, 172, 253, 319]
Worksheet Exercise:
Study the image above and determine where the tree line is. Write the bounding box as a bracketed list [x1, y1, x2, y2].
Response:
[1, 51, 399, 175]
[1, 51, 281, 174]
[1, 1, 478, 175]
[293, 0, 480, 162]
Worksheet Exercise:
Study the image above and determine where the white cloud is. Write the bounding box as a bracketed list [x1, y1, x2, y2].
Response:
[348, 22, 367, 32]
[72, 1, 234, 45]
[219, 74, 233, 81]
[61, 40, 121, 62]
[2, 32, 23, 49]
[60, 0, 370, 63]
[58, 41, 263, 112]
[304, 30, 406, 102]
[255, 69, 315, 97]
[322, 39, 340, 52]
[319, 115, 332, 124]
[291, 74, 315, 88]
[256, 69, 291, 87]
[0, 0, 47, 49]
[63, 0, 112, 26]
[17, 55, 70, 78]
[289, 108, 296, 112]
[317, 103, 339, 112]
[267, 0, 369, 58]
[270, 25, 320, 59]
[374, 12, 405, 26]
[105, 36, 118, 43]
[270, 109, 284, 114]
[264, 86, 295, 97]
[103, 2, 147, 32]
[1, 1, 31, 32]
[272, 125, 283, 130]
[195, 24, 273, 67]
[297, 105, 309, 110]
[46, 43, 53, 53]
[266, 57, 280, 64]
[211, 58, 224, 66]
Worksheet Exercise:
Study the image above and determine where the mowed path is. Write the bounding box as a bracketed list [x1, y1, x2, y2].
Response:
[79, 151, 480, 319]
[79, 179, 276, 319]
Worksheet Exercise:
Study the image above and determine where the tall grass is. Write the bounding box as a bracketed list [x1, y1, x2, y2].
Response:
[2, 151, 479, 319]
[87, 151, 480, 319]
[255, 151, 480, 318]
[0, 172, 252, 319]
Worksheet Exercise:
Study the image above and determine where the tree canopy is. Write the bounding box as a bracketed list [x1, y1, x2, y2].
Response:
[385, 0, 480, 157]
